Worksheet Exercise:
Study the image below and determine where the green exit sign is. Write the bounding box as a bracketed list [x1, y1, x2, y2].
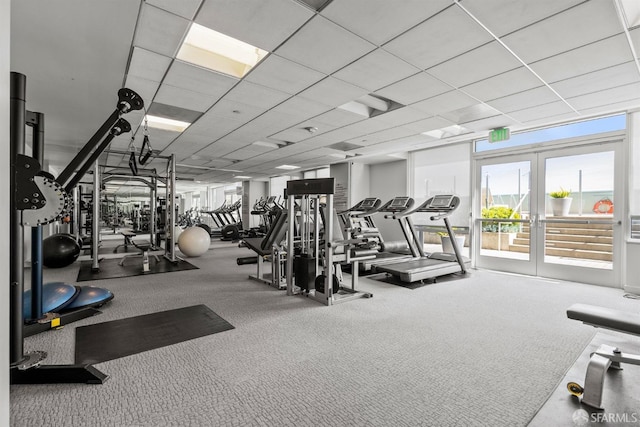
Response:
[489, 127, 510, 143]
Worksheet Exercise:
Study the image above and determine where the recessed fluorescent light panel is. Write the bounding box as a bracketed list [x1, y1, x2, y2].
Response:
[177, 23, 269, 78]
[252, 140, 280, 149]
[422, 125, 470, 139]
[235, 176, 252, 179]
[146, 115, 191, 132]
[619, 0, 640, 28]
[276, 165, 300, 170]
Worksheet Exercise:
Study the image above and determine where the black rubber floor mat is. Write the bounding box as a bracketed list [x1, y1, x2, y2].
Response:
[75, 304, 234, 364]
[76, 256, 198, 282]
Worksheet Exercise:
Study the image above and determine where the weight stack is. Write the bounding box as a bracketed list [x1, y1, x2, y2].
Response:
[294, 253, 316, 291]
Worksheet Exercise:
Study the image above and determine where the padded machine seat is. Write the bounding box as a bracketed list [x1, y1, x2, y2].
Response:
[567, 303, 640, 336]
[566, 303, 640, 409]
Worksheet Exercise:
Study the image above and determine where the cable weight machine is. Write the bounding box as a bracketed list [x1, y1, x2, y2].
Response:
[10, 72, 143, 384]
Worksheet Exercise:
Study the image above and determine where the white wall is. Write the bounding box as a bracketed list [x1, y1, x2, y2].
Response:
[242, 180, 267, 228]
[1, 0, 10, 422]
[370, 160, 408, 242]
[350, 162, 370, 203]
[411, 143, 471, 228]
[625, 111, 640, 293]
[329, 163, 350, 211]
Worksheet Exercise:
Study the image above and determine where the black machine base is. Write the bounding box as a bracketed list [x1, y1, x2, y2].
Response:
[11, 363, 108, 384]
[23, 307, 103, 338]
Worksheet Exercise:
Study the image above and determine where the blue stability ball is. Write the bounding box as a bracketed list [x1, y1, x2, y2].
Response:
[64, 286, 114, 310]
[23, 282, 78, 319]
[43, 233, 81, 268]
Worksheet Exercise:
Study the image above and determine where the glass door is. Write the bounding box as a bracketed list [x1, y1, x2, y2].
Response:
[474, 142, 622, 286]
[475, 154, 537, 276]
[535, 144, 622, 285]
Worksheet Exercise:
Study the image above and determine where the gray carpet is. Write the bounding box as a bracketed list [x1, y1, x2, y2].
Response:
[10, 241, 640, 426]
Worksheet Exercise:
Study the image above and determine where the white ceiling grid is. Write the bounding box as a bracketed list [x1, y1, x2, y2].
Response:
[9, 0, 640, 187]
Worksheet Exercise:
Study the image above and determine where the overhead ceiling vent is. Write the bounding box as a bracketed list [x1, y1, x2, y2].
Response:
[338, 94, 405, 118]
[328, 142, 363, 152]
[147, 102, 202, 124]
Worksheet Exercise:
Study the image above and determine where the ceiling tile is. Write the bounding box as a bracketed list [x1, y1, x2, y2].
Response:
[298, 77, 369, 107]
[508, 101, 575, 123]
[487, 86, 559, 113]
[529, 34, 633, 83]
[312, 109, 365, 128]
[568, 82, 640, 111]
[384, 6, 493, 70]
[321, 0, 449, 46]
[147, 0, 202, 19]
[440, 103, 501, 124]
[461, 0, 584, 37]
[374, 72, 452, 105]
[163, 60, 238, 97]
[332, 49, 420, 92]
[501, 0, 622, 63]
[224, 81, 290, 110]
[402, 116, 455, 133]
[461, 67, 542, 101]
[461, 114, 518, 132]
[133, 4, 190, 57]
[551, 62, 640, 99]
[224, 144, 276, 161]
[346, 127, 417, 146]
[369, 106, 427, 127]
[270, 127, 317, 143]
[245, 54, 325, 94]
[275, 15, 375, 74]
[185, 113, 245, 138]
[154, 84, 218, 112]
[127, 47, 172, 83]
[427, 41, 521, 88]
[206, 98, 267, 123]
[195, 0, 314, 51]
[271, 97, 331, 121]
[124, 75, 160, 106]
[411, 90, 478, 115]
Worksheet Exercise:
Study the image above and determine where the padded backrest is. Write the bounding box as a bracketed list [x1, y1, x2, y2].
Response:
[260, 209, 288, 250]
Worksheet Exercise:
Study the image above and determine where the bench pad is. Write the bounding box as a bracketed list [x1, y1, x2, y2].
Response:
[567, 303, 640, 336]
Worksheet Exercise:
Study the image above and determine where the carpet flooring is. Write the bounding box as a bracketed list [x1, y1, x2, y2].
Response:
[10, 240, 640, 426]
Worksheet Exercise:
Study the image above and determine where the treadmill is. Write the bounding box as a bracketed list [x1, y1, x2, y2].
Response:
[355, 196, 422, 271]
[372, 195, 468, 283]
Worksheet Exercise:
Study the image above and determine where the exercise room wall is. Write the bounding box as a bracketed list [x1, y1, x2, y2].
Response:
[411, 143, 471, 228]
[1, 0, 10, 422]
[369, 159, 408, 242]
[625, 111, 640, 294]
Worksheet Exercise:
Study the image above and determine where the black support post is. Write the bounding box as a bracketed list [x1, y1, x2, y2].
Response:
[10, 72, 26, 366]
[27, 111, 44, 320]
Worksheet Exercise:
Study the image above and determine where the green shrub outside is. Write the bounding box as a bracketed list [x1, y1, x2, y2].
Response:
[481, 206, 521, 232]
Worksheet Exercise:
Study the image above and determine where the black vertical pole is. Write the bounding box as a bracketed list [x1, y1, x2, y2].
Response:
[30, 112, 45, 320]
[10, 72, 26, 365]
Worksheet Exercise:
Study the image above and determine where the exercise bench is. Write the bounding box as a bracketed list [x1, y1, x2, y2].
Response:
[566, 303, 640, 409]
[118, 239, 159, 272]
[113, 230, 137, 253]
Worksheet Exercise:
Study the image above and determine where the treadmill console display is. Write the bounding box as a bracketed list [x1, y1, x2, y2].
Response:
[428, 195, 454, 209]
[359, 198, 377, 208]
[390, 197, 410, 208]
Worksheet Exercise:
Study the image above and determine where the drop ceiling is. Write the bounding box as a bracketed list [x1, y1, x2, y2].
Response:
[9, 0, 640, 186]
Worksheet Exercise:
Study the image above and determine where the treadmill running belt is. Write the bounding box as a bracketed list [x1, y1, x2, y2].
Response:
[74, 304, 234, 364]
